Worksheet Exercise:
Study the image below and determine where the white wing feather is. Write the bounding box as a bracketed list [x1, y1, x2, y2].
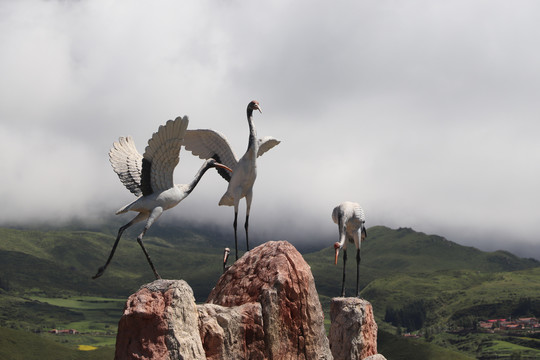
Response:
[183, 129, 239, 169]
[257, 136, 280, 157]
[109, 136, 144, 197]
[353, 203, 366, 223]
[332, 202, 365, 224]
[143, 116, 189, 192]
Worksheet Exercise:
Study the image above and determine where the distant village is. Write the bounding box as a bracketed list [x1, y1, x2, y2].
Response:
[48, 328, 116, 336]
[48, 328, 78, 335]
[401, 317, 539, 339]
[478, 317, 539, 332]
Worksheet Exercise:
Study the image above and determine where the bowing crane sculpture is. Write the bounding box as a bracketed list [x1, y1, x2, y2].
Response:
[93, 116, 232, 280]
[222, 247, 231, 273]
[332, 201, 368, 297]
[182, 100, 280, 260]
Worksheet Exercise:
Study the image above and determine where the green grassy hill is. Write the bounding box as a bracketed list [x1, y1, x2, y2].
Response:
[0, 327, 114, 360]
[361, 267, 540, 326]
[0, 226, 229, 300]
[306, 226, 540, 358]
[307, 226, 540, 326]
[377, 330, 475, 360]
[305, 226, 538, 299]
[1, 224, 539, 359]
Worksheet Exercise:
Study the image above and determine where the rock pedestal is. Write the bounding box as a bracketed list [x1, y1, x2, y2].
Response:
[115, 279, 205, 360]
[114, 241, 385, 360]
[329, 298, 378, 360]
[206, 240, 332, 360]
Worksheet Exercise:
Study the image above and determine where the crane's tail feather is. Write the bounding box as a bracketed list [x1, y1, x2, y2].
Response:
[115, 198, 138, 215]
[115, 206, 130, 215]
[219, 193, 235, 206]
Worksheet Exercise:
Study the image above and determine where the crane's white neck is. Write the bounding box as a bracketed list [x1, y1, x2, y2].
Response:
[337, 231, 347, 249]
[246, 108, 258, 153]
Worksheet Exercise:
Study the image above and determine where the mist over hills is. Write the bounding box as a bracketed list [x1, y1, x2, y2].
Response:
[8, 216, 539, 259]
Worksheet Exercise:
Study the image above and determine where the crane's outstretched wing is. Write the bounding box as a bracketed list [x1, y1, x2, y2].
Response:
[257, 136, 280, 158]
[183, 129, 238, 182]
[109, 136, 144, 197]
[142, 116, 189, 194]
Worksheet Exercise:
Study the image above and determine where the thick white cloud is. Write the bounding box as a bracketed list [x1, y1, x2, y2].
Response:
[1, 0, 539, 258]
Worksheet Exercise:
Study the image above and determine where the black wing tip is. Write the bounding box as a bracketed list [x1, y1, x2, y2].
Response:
[140, 158, 154, 196]
[211, 153, 232, 182]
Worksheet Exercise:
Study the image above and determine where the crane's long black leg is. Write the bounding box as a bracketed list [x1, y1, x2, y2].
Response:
[137, 209, 163, 280]
[93, 214, 143, 279]
[245, 192, 253, 253]
[341, 249, 347, 297]
[244, 214, 250, 252]
[233, 211, 239, 260]
[137, 232, 161, 280]
[356, 248, 361, 297]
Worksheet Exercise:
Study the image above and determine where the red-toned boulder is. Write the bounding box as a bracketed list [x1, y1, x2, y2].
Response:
[115, 279, 205, 360]
[328, 298, 378, 360]
[206, 240, 332, 360]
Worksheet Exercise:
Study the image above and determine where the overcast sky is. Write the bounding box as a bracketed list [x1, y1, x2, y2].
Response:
[1, 1, 539, 259]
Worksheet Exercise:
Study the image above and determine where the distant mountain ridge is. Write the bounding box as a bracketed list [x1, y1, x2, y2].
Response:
[1, 223, 537, 301]
[362, 226, 538, 273]
[305, 225, 538, 296]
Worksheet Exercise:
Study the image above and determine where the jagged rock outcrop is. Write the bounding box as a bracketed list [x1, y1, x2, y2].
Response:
[328, 297, 378, 360]
[115, 279, 205, 360]
[206, 240, 332, 360]
[114, 241, 385, 360]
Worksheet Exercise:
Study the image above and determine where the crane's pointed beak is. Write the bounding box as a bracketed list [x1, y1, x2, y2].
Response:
[215, 163, 233, 172]
[334, 247, 340, 265]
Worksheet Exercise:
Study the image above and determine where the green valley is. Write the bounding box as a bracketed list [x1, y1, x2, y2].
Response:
[0, 224, 538, 359]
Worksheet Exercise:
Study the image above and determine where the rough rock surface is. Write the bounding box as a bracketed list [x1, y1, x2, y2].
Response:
[197, 302, 265, 360]
[363, 355, 387, 360]
[115, 279, 205, 360]
[206, 240, 332, 360]
[328, 297, 378, 360]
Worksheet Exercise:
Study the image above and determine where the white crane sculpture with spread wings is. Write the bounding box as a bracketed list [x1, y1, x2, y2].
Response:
[182, 100, 280, 260]
[93, 116, 232, 280]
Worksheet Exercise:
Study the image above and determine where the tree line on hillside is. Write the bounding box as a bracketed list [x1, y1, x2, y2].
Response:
[384, 300, 427, 332]
[384, 297, 540, 334]
[0, 275, 10, 292]
[451, 297, 540, 327]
